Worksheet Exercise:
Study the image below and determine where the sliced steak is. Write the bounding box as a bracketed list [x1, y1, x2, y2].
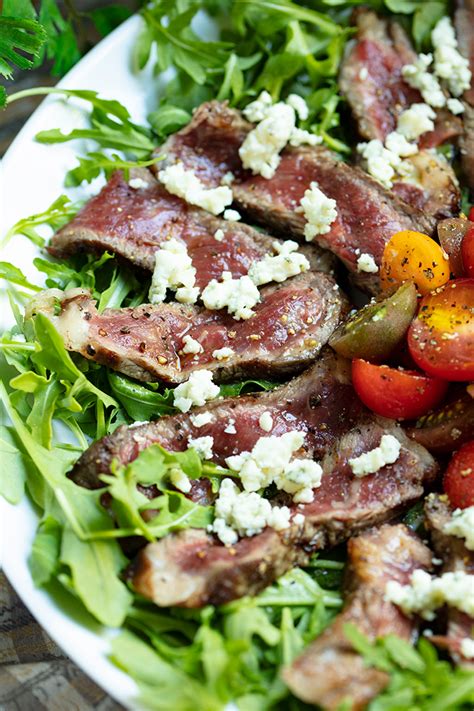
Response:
[283, 524, 432, 710]
[158, 101, 434, 292]
[49, 168, 332, 286]
[455, 0, 474, 192]
[339, 9, 421, 141]
[27, 272, 345, 384]
[424, 494, 474, 668]
[339, 9, 462, 148]
[130, 426, 436, 608]
[70, 351, 364, 488]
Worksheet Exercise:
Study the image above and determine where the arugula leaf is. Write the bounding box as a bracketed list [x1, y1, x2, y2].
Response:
[108, 372, 176, 420]
[61, 526, 132, 627]
[65, 152, 162, 186]
[0, 261, 42, 291]
[29, 516, 62, 586]
[145, 491, 213, 538]
[0, 425, 29, 504]
[2, 194, 80, 247]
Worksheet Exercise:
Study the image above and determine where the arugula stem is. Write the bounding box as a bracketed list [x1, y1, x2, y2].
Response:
[0, 341, 37, 351]
[7, 87, 69, 104]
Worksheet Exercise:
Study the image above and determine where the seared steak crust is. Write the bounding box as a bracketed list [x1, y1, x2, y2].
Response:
[49, 168, 332, 287]
[424, 494, 474, 668]
[158, 101, 434, 292]
[283, 524, 432, 710]
[27, 271, 345, 384]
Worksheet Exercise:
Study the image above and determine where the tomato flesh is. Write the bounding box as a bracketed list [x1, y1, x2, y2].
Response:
[468, 206, 474, 222]
[408, 279, 474, 381]
[443, 440, 474, 508]
[461, 224, 474, 278]
[352, 359, 448, 420]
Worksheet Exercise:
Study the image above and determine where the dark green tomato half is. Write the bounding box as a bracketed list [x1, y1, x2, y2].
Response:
[329, 281, 418, 362]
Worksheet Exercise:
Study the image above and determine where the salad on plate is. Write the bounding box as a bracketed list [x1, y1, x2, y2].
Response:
[1, 1, 474, 709]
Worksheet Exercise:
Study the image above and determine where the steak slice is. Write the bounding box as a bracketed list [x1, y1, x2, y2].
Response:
[158, 102, 434, 292]
[130, 426, 436, 608]
[283, 524, 432, 710]
[455, 0, 474, 192]
[339, 9, 421, 142]
[49, 168, 333, 287]
[27, 271, 345, 384]
[339, 10, 460, 219]
[424, 494, 474, 668]
[70, 351, 364, 488]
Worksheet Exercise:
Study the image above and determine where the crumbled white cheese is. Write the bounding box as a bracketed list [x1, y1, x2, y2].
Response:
[226, 430, 322, 503]
[248, 240, 310, 286]
[259, 411, 273, 432]
[357, 139, 399, 188]
[432, 17, 472, 97]
[385, 131, 418, 158]
[289, 127, 322, 147]
[202, 271, 260, 321]
[129, 420, 149, 428]
[169, 467, 192, 493]
[359, 66, 369, 81]
[402, 53, 446, 108]
[190, 412, 214, 428]
[188, 435, 214, 460]
[356, 253, 378, 274]
[224, 419, 237, 435]
[214, 228, 225, 242]
[223, 209, 241, 222]
[182, 334, 203, 355]
[299, 182, 337, 241]
[279, 458, 323, 503]
[293, 513, 305, 526]
[461, 638, 474, 659]
[149, 238, 199, 305]
[386, 568, 474, 620]
[286, 93, 309, 120]
[397, 103, 436, 141]
[208, 478, 291, 545]
[128, 177, 149, 189]
[447, 97, 465, 115]
[239, 103, 296, 179]
[349, 434, 401, 477]
[158, 163, 233, 215]
[212, 347, 235, 361]
[443, 506, 474, 551]
[173, 370, 220, 412]
[243, 90, 273, 123]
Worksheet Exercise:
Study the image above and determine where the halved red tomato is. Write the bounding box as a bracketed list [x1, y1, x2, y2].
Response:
[408, 279, 474, 381]
[443, 440, 474, 508]
[461, 223, 474, 277]
[352, 359, 448, 420]
[468, 206, 474, 222]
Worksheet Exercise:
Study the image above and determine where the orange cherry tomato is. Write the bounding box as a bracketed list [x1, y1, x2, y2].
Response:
[461, 223, 474, 278]
[381, 230, 450, 294]
[408, 278, 474, 381]
[443, 440, 474, 509]
[352, 359, 448, 420]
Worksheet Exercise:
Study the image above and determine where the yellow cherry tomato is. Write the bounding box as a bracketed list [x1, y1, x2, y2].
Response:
[380, 230, 450, 295]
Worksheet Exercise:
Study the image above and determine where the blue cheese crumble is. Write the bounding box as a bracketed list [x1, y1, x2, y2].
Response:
[386, 569, 474, 620]
[299, 182, 338, 241]
[158, 163, 232, 215]
[173, 370, 220, 412]
[248, 240, 310, 285]
[443, 506, 474, 550]
[149, 238, 199, 305]
[349, 434, 401, 477]
[201, 271, 261, 320]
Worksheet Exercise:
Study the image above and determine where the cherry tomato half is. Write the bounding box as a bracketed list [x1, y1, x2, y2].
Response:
[352, 359, 448, 420]
[408, 279, 474, 381]
[381, 230, 450, 295]
[461, 223, 474, 278]
[443, 440, 474, 509]
[468, 206, 474, 222]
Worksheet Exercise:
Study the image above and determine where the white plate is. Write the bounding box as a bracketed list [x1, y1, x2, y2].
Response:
[0, 14, 167, 709]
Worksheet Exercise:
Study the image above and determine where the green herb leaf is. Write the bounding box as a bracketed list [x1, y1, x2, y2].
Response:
[29, 516, 62, 586]
[0, 15, 46, 79]
[0, 425, 28, 504]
